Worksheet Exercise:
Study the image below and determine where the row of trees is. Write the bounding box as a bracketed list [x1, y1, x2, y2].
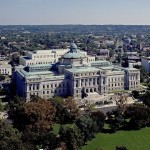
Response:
[106, 90, 150, 132]
[59, 111, 105, 150]
[2, 92, 150, 149]
[1, 96, 105, 150]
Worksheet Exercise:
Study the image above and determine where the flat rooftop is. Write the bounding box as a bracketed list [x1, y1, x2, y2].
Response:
[18, 69, 64, 80]
[65, 66, 100, 73]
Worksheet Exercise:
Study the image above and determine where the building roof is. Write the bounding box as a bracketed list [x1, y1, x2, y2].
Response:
[18, 69, 65, 80]
[65, 66, 100, 73]
[22, 56, 31, 60]
[90, 60, 111, 67]
[62, 43, 85, 59]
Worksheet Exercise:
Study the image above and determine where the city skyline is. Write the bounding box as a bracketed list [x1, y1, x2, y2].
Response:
[0, 0, 150, 25]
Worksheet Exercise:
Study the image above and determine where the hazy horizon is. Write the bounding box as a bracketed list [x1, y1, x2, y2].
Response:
[0, 0, 150, 25]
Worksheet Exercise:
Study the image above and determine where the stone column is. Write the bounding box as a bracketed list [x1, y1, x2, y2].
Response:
[78, 79, 81, 87]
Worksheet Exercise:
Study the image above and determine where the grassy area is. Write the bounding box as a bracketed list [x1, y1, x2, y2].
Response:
[82, 127, 150, 150]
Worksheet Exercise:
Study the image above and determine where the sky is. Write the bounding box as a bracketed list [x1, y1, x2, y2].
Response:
[0, 0, 150, 25]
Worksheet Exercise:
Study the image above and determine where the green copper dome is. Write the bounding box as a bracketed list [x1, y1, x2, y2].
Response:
[63, 43, 85, 59]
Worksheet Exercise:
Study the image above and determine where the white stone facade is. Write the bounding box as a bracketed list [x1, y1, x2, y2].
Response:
[19, 49, 69, 66]
[0, 61, 12, 75]
[14, 43, 140, 101]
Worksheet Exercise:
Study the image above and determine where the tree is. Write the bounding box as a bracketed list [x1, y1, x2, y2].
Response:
[106, 109, 125, 132]
[115, 93, 128, 113]
[116, 145, 128, 150]
[75, 115, 97, 143]
[132, 90, 139, 98]
[49, 97, 65, 123]
[0, 74, 5, 81]
[0, 120, 24, 150]
[63, 97, 80, 122]
[124, 104, 150, 129]
[50, 97, 79, 124]
[8, 98, 56, 132]
[8, 96, 25, 131]
[23, 130, 58, 150]
[59, 125, 83, 150]
[143, 91, 150, 107]
[90, 111, 105, 132]
[134, 65, 148, 83]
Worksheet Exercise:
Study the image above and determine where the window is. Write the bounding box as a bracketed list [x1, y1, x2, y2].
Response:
[43, 85, 45, 89]
[43, 91, 45, 94]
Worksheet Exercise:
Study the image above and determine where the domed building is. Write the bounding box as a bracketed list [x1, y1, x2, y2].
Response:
[14, 42, 140, 102]
[60, 42, 86, 65]
[58, 42, 88, 74]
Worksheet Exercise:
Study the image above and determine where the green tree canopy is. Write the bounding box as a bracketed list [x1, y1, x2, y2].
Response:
[0, 120, 24, 150]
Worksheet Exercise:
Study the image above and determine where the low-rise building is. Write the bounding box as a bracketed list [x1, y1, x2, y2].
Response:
[0, 61, 12, 75]
[19, 49, 69, 66]
[141, 57, 150, 73]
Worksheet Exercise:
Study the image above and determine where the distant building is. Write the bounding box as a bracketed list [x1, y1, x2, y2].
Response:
[14, 43, 140, 102]
[104, 40, 114, 46]
[123, 37, 131, 44]
[98, 49, 109, 56]
[0, 55, 6, 61]
[19, 49, 69, 66]
[0, 36, 6, 40]
[0, 61, 12, 75]
[141, 57, 150, 73]
[128, 61, 141, 68]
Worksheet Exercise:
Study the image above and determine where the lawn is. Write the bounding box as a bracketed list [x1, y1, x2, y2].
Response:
[82, 127, 150, 150]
